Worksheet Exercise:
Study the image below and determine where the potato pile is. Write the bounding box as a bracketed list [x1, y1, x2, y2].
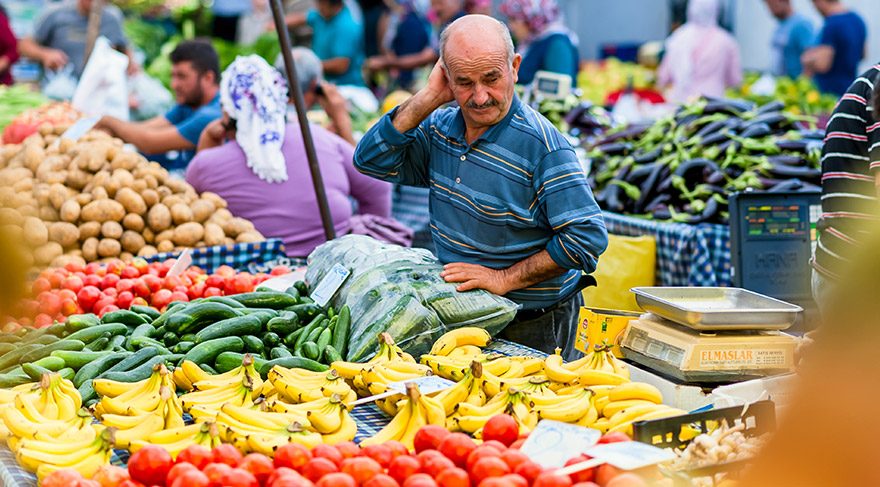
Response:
[0, 127, 264, 269]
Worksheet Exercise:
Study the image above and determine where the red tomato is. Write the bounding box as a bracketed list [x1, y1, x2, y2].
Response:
[203, 286, 223, 297]
[103, 288, 118, 298]
[47, 272, 64, 288]
[466, 446, 501, 473]
[361, 444, 394, 468]
[341, 456, 382, 484]
[132, 280, 151, 299]
[141, 274, 162, 293]
[166, 462, 198, 485]
[61, 275, 83, 293]
[34, 313, 54, 328]
[513, 460, 542, 484]
[188, 282, 206, 300]
[362, 473, 399, 487]
[97, 304, 119, 317]
[275, 442, 312, 471]
[239, 453, 275, 485]
[420, 454, 455, 477]
[219, 468, 259, 487]
[151, 289, 173, 310]
[121, 266, 140, 279]
[469, 457, 510, 485]
[233, 274, 255, 294]
[116, 291, 134, 310]
[84, 262, 102, 275]
[315, 472, 356, 487]
[116, 279, 135, 293]
[265, 467, 304, 487]
[215, 265, 235, 278]
[387, 455, 420, 484]
[131, 258, 149, 275]
[163, 275, 183, 290]
[437, 433, 476, 469]
[169, 291, 189, 303]
[57, 289, 77, 302]
[401, 474, 438, 487]
[334, 441, 361, 460]
[212, 444, 244, 467]
[482, 414, 519, 447]
[479, 441, 506, 453]
[435, 467, 469, 487]
[564, 455, 595, 483]
[597, 433, 630, 445]
[83, 274, 102, 288]
[594, 465, 623, 486]
[312, 444, 344, 467]
[205, 274, 224, 289]
[177, 445, 213, 469]
[76, 480, 101, 487]
[106, 260, 125, 276]
[203, 463, 234, 487]
[532, 472, 573, 487]
[20, 299, 40, 318]
[101, 274, 120, 290]
[383, 441, 409, 460]
[571, 483, 601, 487]
[115, 480, 145, 487]
[39, 293, 62, 316]
[302, 457, 339, 482]
[501, 474, 529, 487]
[131, 297, 149, 307]
[60, 299, 78, 316]
[172, 285, 188, 295]
[500, 449, 529, 472]
[509, 439, 526, 450]
[170, 469, 209, 487]
[413, 425, 449, 453]
[64, 261, 84, 273]
[91, 465, 130, 487]
[128, 445, 173, 487]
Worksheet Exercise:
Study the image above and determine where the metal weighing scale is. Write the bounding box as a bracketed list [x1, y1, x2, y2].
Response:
[619, 287, 802, 384]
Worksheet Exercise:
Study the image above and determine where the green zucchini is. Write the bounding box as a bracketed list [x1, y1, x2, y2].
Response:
[65, 323, 128, 343]
[258, 356, 327, 377]
[183, 336, 244, 365]
[229, 292, 299, 309]
[0, 370, 32, 388]
[214, 352, 268, 374]
[270, 347, 292, 359]
[101, 347, 159, 375]
[22, 362, 54, 381]
[150, 301, 189, 328]
[0, 343, 15, 355]
[65, 314, 100, 333]
[170, 302, 243, 335]
[127, 323, 156, 350]
[172, 341, 196, 354]
[162, 332, 179, 348]
[50, 350, 112, 369]
[241, 335, 265, 356]
[180, 334, 197, 342]
[283, 285, 300, 300]
[306, 320, 326, 342]
[331, 305, 351, 358]
[128, 336, 173, 355]
[106, 335, 127, 351]
[130, 305, 161, 321]
[293, 281, 309, 296]
[199, 363, 218, 375]
[74, 352, 132, 387]
[101, 310, 148, 327]
[194, 315, 262, 344]
[57, 368, 75, 381]
[20, 340, 85, 364]
[100, 356, 167, 382]
[22, 356, 67, 379]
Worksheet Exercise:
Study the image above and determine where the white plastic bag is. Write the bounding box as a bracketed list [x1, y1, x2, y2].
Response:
[42, 64, 78, 101]
[72, 37, 130, 120]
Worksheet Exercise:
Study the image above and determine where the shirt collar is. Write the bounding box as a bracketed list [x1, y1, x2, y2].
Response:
[448, 94, 522, 145]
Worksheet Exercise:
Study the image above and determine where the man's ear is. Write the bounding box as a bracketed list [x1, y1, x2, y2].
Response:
[512, 53, 522, 83]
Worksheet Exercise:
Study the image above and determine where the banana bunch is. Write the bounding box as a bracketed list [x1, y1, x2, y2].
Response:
[432, 361, 488, 415]
[422, 352, 541, 384]
[172, 360, 214, 392]
[263, 393, 357, 445]
[429, 327, 492, 356]
[590, 382, 678, 435]
[269, 367, 356, 405]
[2, 373, 91, 452]
[130, 422, 223, 459]
[332, 332, 417, 384]
[358, 361, 432, 416]
[529, 387, 599, 427]
[101, 386, 184, 448]
[94, 364, 176, 417]
[16, 425, 113, 482]
[180, 355, 263, 420]
[362, 383, 445, 450]
[218, 401, 329, 455]
[451, 387, 537, 436]
[543, 346, 630, 388]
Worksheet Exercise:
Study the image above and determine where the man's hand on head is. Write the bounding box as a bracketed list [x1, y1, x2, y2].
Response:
[440, 262, 514, 295]
[423, 60, 455, 110]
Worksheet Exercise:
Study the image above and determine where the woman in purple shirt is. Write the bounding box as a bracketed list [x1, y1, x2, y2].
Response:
[186, 55, 393, 258]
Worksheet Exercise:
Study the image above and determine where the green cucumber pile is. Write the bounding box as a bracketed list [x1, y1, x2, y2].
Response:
[0, 282, 352, 405]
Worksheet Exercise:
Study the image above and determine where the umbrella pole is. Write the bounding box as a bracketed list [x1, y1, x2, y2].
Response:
[83, 0, 104, 65]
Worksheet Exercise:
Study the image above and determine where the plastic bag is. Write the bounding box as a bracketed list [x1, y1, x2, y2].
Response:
[306, 235, 519, 361]
[42, 64, 78, 101]
[582, 234, 656, 312]
[129, 72, 173, 121]
[72, 37, 130, 120]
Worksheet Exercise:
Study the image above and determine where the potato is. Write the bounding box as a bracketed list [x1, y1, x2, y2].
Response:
[79, 221, 101, 240]
[75, 193, 92, 206]
[122, 213, 145, 232]
[144, 175, 158, 189]
[162, 195, 185, 209]
[12, 178, 33, 193]
[137, 245, 158, 257]
[58, 138, 74, 154]
[91, 187, 109, 200]
[101, 221, 123, 239]
[222, 218, 253, 238]
[236, 232, 264, 244]
[0, 187, 13, 206]
[22, 143, 45, 173]
[224, 237, 236, 246]
[156, 186, 172, 199]
[119, 251, 134, 261]
[34, 242, 63, 266]
[97, 238, 121, 258]
[109, 152, 140, 171]
[39, 206, 59, 222]
[48, 183, 69, 210]
[0, 208, 21, 226]
[121, 230, 146, 254]
[210, 208, 233, 223]
[59, 200, 81, 223]
[23, 217, 49, 247]
[185, 200, 211, 223]
[165, 177, 190, 194]
[156, 240, 174, 253]
[201, 191, 227, 209]
[17, 205, 38, 218]
[50, 254, 85, 269]
[170, 203, 193, 225]
[132, 180, 147, 193]
[155, 229, 174, 243]
[65, 169, 90, 191]
[111, 169, 134, 189]
[172, 222, 204, 247]
[203, 223, 225, 246]
[81, 200, 125, 223]
[147, 204, 172, 232]
[142, 228, 155, 244]
[115, 188, 147, 215]
[141, 189, 159, 207]
[48, 222, 79, 248]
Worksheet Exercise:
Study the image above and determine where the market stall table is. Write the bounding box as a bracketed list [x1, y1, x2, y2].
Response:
[0, 340, 543, 487]
[602, 211, 732, 287]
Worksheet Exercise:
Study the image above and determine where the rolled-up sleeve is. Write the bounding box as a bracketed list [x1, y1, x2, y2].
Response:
[353, 108, 432, 187]
[535, 148, 608, 274]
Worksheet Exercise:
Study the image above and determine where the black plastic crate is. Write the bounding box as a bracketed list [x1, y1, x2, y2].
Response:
[633, 400, 775, 449]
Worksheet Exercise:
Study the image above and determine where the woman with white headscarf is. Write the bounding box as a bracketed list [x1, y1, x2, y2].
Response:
[657, 0, 742, 103]
[186, 55, 402, 259]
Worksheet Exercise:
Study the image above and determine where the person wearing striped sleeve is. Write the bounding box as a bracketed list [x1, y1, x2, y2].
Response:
[353, 15, 607, 358]
[811, 64, 880, 315]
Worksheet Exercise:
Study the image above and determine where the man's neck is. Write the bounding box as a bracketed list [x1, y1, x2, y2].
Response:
[824, 4, 847, 17]
[199, 86, 219, 107]
[465, 126, 489, 145]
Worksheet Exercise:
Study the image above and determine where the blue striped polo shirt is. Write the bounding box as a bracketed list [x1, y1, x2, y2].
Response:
[353, 95, 608, 310]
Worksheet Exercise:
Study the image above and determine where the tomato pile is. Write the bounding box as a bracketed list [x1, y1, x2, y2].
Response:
[41, 416, 650, 487]
[9, 259, 290, 330]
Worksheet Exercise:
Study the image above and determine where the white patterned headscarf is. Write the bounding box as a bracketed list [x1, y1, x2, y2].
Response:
[220, 55, 289, 183]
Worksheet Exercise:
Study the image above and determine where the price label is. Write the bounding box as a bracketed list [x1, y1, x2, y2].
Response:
[519, 420, 601, 468]
[586, 441, 675, 470]
[351, 376, 455, 407]
[166, 248, 193, 278]
[310, 263, 350, 308]
[59, 116, 100, 142]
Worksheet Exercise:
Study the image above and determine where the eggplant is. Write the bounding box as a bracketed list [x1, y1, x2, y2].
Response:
[644, 193, 671, 213]
[766, 164, 822, 181]
[694, 118, 731, 139]
[739, 122, 772, 139]
[626, 162, 660, 182]
[766, 154, 806, 166]
[756, 100, 785, 114]
[634, 163, 670, 214]
[716, 139, 741, 153]
[702, 98, 755, 115]
[633, 146, 662, 164]
[767, 178, 821, 193]
[594, 125, 650, 146]
[652, 205, 672, 220]
[798, 129, 826, 140]
[775, 139, 811, 152]
[706, 170, 726, 185]
[596, 142, 634, 156]
[678, 197, 720, 224]
[673, 158, 720, 183]
[698, 130, 732, 147]
[742, 112, 788, 131]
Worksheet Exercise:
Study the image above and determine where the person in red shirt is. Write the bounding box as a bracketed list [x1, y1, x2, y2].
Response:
[0, 5, 19, 85]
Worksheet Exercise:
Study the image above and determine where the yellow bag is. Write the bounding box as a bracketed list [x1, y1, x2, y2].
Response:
[582, 234, 656, 312]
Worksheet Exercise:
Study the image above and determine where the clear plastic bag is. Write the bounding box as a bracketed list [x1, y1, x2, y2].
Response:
[306, 235, 519, 360]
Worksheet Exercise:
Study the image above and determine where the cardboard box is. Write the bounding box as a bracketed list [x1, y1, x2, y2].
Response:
[574, 307, 641, 357]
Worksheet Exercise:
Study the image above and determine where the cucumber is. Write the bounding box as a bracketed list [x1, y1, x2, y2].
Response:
[84, 336, 110, 351]
[183, 337, 244, 365]
[78, 379, 98, 405]
[299, 297, 314, 304]
[293, 315, 325, 351]
[172, 341, 195, 354]
[199, 363, 218, 375]
[323, 345, 343, 363]
[229, 292, 299, 309]
[65, 314, 100, 333]
[214, 352, 268, 374]
[327, 307, 336, 319]
[101, 310, 148, 327]
[0, 343, 15, 355]
[262, 332, 281, 348]
[285, 303, 322, 320]
[22, 362, 54, 381]
[270, 347, 292, 359]
[21, 326, 63, 344]
[100, 355, 167, 382]
[315, 327, 332, 352]
[169, 302, 243, 335]
[283, 328, 305, 348]
[20, 340, 85, 364]
[180, 334, 197, 342]
[22, 356, 67, 379]
[29, 335, 61, 346]
[74, 352, 132, 387]
[203, 296, 246, 308]
[301, 342, 320, 361]
[127, 323, 156, 350]
[305, 321, 326, 342]
[50, 350, 112, 369]
[65, 323, 128, 343]
[330, 309, 350, 359]
[57, 368, 75, 381]
[162, 332, 179, 348]
[293, 281, 309, 296]
[266, 314, 300, 336]
[0, 335, 21, 343]
[258, 356, 327, 376]
[238, 309, 278, 324]
[102, 348, 159, 375]
[106, 335, 127, 351]
[150, 301, 190, 328]
[283, 285, 300, 300]
[194, 315, 262, 344]
[130, 305, 161, 321]
[241, 335, 265, 356]
[0, 370, 32, 388]
[128, 336, 173, 355]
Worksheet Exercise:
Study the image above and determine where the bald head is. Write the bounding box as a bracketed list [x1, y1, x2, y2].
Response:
[439, 15, 515, 70]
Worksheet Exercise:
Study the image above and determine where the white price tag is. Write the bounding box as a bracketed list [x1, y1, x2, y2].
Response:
[166, 248, 193, 278]
[585, 441, 675, 470]
[520, 420, 602, 468]
[351, 375, 455, 407]
[309, 264, 350, 308]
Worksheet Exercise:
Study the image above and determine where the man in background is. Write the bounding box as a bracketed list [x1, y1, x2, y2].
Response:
[802, 0, 866, 96]
[764, 0, 814, 79]
[284, 0, 365, 87]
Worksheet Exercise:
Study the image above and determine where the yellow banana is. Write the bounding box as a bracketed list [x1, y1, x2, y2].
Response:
[321, 413, 357, 444]
[578, 369, 629, 387]
[307, 403, 346, 434]
[398, 401, 426, 450]
[510, 356, 545, 376]
[543, 349, 579, 383]
[608, 404, 669, 429]
[148, 423, 204, 444]
[608, 408, 687, 437]
[360, 401, 411, 446]
[602, 399, 656, 418]
[34, 447, 111, 482]
[16, 436, 105, 472]
[448, 344, 484, 359]
[429, 327, 492, 356]
[608, 382, 662, 404]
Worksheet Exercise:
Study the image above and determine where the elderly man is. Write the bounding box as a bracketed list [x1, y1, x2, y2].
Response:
[354, 15, 607, 357]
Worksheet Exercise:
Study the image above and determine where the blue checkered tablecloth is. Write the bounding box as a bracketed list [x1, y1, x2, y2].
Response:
[0, 340, 543, 487]
[602, 212, 733, 287]
[141, 239, 288, 274]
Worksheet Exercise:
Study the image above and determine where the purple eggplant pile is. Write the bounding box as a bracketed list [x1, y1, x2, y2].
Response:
[587, 97, 824, 224]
